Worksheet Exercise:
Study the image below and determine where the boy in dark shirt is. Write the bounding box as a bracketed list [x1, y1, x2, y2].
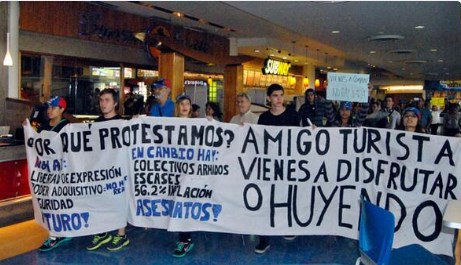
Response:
[255, 84, 300, 254]
[87, 89, 130, 251]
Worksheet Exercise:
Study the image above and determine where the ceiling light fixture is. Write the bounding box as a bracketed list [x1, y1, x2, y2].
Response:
[415, 25, 425, 29]
[331, 30, 340, 34]
[3, 32, 13, 66]
[368, 35, 404, 42]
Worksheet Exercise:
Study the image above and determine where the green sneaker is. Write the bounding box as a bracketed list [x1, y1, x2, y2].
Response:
[38, 237, 72, 252]
[172, 241, 195, 258]
[107, 234, 129, 251]
[87, 233, 112, 251]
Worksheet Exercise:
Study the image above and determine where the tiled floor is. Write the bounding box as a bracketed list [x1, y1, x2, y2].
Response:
[0, 224, 454, 265]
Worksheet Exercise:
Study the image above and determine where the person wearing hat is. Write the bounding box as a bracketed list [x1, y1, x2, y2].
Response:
[38, 96, 72, 251]
[298, 88, 334, 127]
[175, 94, 193, 118]
[171, 93, 195, 257]
[400, 107, 424, 133]
[38, 96, 69, 133]
[149, 78, 175, 117]
[330, 101, 369, 127]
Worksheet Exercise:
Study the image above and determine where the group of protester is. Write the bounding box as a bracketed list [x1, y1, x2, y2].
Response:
[32, 77, 461, 257]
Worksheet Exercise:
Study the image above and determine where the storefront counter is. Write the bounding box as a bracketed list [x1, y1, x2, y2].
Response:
[0, 143, 33, 226]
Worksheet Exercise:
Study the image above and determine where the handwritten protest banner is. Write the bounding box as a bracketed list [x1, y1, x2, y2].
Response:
[326, 72, 369, 103]
[24, 117, 461, 256]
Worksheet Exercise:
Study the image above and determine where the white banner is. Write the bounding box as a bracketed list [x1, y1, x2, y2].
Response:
[24, 117, 461, 256]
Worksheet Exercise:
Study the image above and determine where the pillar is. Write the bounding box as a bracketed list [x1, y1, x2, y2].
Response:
[223, 64, 243, 122]
[159, 52, 184, 101]
[303, 64, 316, 91]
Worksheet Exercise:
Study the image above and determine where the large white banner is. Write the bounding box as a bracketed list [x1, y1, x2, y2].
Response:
[24, 117, 461, 256]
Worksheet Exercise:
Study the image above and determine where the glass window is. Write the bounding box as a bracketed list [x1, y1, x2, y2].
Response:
[20, 53, 121, 115]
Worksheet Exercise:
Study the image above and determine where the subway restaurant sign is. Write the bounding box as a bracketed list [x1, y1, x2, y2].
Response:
[262, 58, 291, 76]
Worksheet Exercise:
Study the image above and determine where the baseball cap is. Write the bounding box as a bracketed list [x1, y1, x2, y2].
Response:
[403, 107, 421, 119]
[340, 101, 353, 110]
[176, 93, 191, 103]
[47, 96, 67, 110]
[151, 78, 171, 90]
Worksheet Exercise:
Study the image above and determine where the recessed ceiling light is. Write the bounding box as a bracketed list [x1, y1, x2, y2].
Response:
[270, 54, 275, 57]
[437, 59, 444, 63]
[430, 49, 438, 52]
[254, 49, 260, 53]
[294, 59, 299, 62]
[369, 51, 376, 54]
[404, 60, 427, 64]
[331, 30, 340, 34]
[388, 49, 415, 54]
[368, 35, 404, 41]
[282, 56, 287, 59]
[415, 25, 425, 29]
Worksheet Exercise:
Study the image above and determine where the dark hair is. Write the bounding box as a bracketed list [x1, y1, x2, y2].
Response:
[206, 102, 222, 120]
[384, 95, 394, 101]
[192, 104, 200, 112]
[99, 88, 118, 102]
[304, 88, 315, 102]
[266, 83, 284, 96]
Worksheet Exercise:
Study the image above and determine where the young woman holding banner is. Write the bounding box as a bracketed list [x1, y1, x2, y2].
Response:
[171, 93, 195, 258]
[399, 107, 424, 133]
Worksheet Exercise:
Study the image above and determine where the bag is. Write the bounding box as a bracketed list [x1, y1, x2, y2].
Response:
[376, 110, 393, 128]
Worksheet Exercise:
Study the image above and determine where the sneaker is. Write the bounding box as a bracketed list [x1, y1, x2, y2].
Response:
[39, 237, 72, 252]
[107, 234, 129, 251]
[172, 241, 195, 258]
[87, 233, 112, 251]
[254, 241, 270, 254]
[283, 235, 297, 241]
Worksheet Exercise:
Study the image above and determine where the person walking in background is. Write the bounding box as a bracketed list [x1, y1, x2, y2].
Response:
[443, 103, 461, 136]
[430, 105, 442, 135]
[205, 102, 223, 121]
[255, 83, 300, 254]
[149, 78, 174, 117]
[417, 99, 432, 133]
[38, 96, 72, 251]
[229, 92, 259, 125]
[86, 88, 130, 251]
[172, 94, 195, 258]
